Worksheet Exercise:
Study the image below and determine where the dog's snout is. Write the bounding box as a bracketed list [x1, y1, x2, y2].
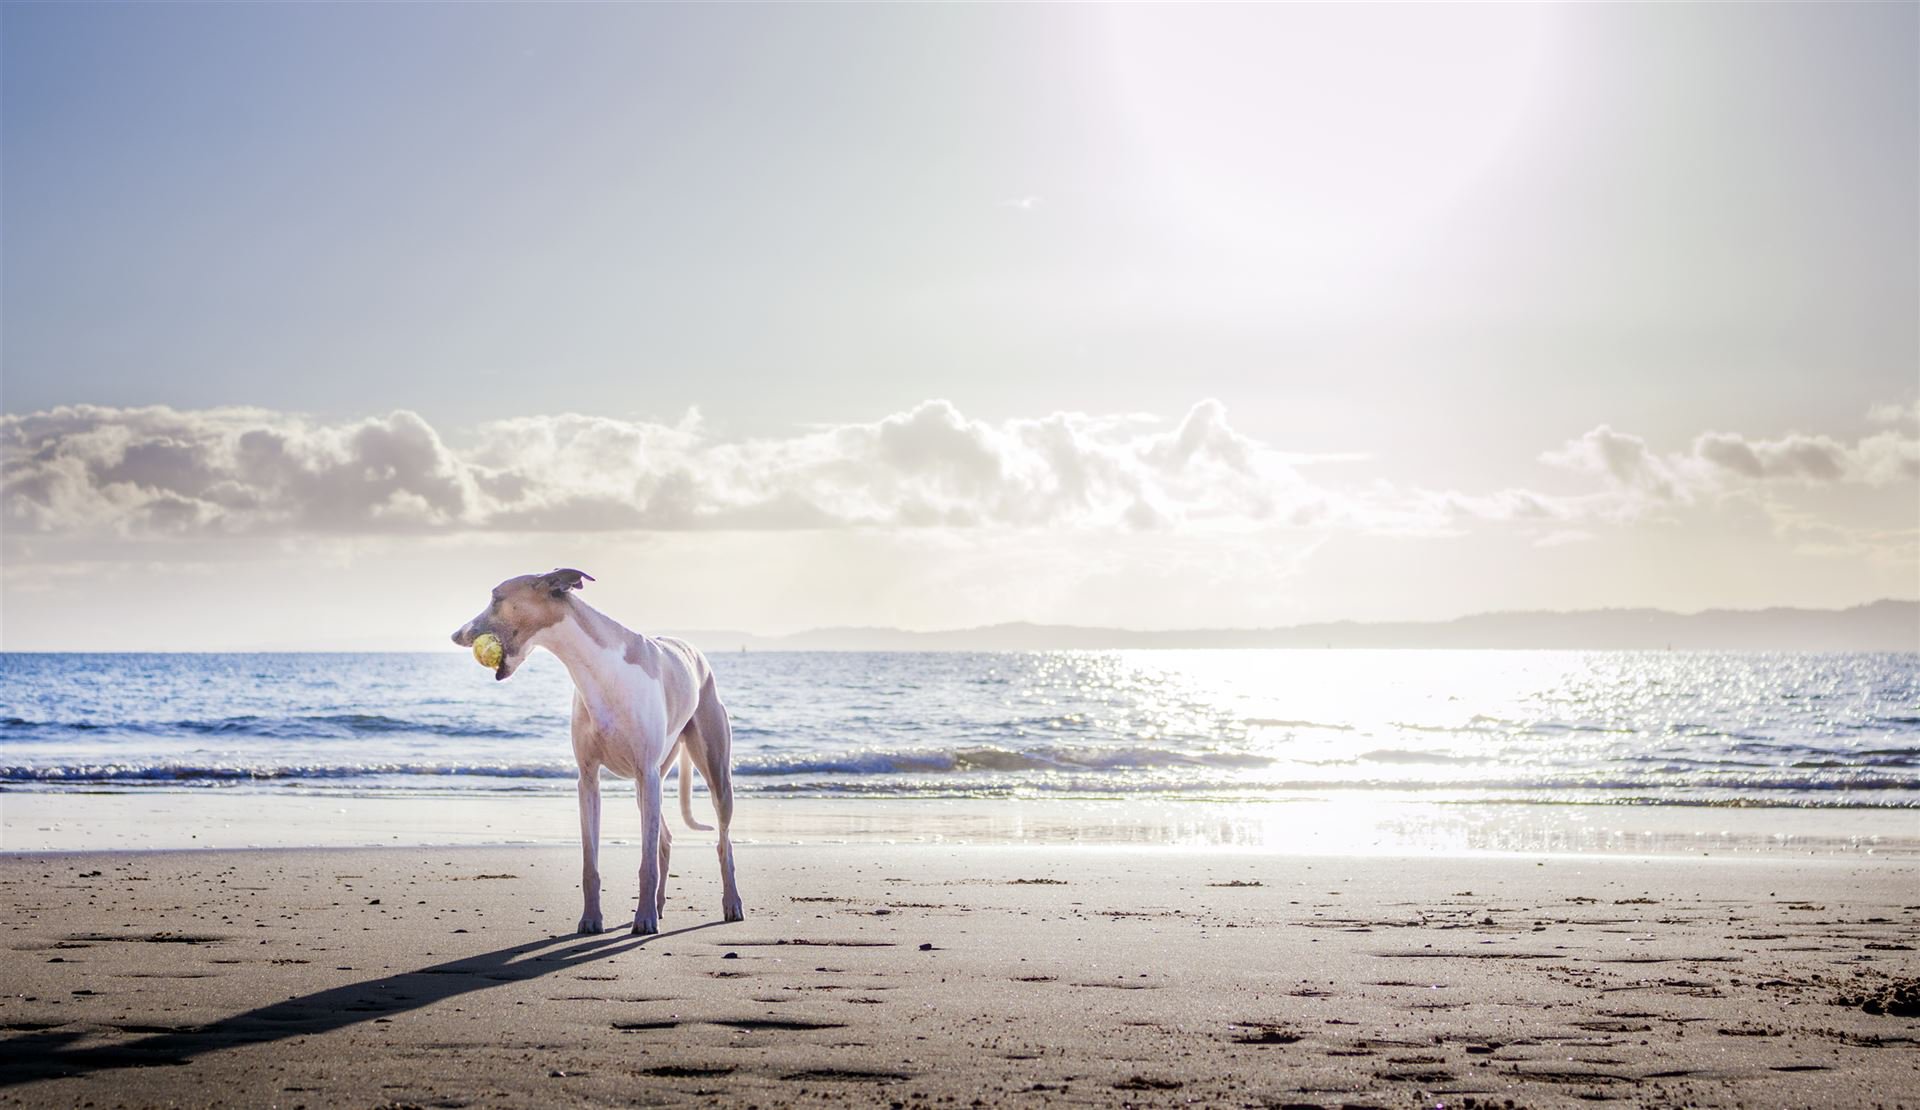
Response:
[452, 625, 474, 647]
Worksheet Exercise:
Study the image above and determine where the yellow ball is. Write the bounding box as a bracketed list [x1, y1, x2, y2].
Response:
[472, 633, 504, 670]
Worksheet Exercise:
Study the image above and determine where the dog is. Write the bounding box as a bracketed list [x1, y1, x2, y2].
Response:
[451, 568, 743, 935]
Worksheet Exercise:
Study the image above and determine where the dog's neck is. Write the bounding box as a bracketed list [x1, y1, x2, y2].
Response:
[533, 598, 654, 732]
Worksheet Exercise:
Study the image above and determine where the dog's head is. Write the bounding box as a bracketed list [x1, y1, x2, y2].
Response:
[451, 568, 594, 680]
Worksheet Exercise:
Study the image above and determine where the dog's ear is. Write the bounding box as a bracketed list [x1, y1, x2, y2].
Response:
[539, 568, 595, 597]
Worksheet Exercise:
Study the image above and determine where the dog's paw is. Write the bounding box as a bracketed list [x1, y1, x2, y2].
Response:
[723, 897, 745, 923]
[631, 916, 659, 936]
[577, 915, 604, 935]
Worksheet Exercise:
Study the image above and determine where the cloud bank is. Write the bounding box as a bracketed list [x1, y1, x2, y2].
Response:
[1543, 422, 1919, 503]
[4, 400, 1913, 541]
[1, 400, 1301, 537]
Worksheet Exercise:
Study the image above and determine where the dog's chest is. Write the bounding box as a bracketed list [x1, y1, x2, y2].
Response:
[577, 653, 656, 726]
[572, 646, 696, 751]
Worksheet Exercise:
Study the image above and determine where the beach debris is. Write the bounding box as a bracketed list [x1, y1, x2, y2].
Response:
[1832, 975, 1920, 1016]
[1229, 1022, 1302, 1045]
[641, 1065, 735, 1078]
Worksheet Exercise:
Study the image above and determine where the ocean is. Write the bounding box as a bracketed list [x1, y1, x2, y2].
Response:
[3, 649, 1916, 809]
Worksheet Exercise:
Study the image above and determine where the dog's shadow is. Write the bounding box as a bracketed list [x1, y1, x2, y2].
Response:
[0, 920, 728, 1089]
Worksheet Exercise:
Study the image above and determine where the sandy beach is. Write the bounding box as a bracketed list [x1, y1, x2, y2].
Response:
[7, 2, 1917, 1108]
[2, 837, 1916, 1108]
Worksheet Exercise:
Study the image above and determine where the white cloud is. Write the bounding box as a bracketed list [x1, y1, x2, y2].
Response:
[1540, 424, 1678, 499]
[1543, 418, 1919, 500]
[7, 401, 1913, 547]
[0, 399, 1308, 538]
[1423, 487, 1573, 523]
[2, 406, 478, 536]
[1868, 399, 1920, 426]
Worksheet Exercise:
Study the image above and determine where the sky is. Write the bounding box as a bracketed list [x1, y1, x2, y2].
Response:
[2, 2, 1915, 650]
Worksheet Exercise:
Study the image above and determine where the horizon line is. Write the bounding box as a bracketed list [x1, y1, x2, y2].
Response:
[3, 598, 1912, 654]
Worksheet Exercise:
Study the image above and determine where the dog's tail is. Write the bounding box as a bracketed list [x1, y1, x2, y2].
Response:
[678, 747, 714, 831]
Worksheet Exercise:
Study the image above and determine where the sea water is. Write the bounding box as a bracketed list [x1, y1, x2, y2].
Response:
[4, 650, 1915, 810]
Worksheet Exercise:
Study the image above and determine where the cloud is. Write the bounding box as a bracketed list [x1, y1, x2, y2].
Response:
[1425, 487, 1572, 523]
[1543, 417, 1919, 499]
[1540, 425, 1677, 498]
[0, 399, 1305, 538]
[2, 407, 479, 536]
[7, 400, 1912, 544]
[1692, 431, 1840, 482]
[1868, 398, 1920, 426]
[1689, 429, 1918, 486]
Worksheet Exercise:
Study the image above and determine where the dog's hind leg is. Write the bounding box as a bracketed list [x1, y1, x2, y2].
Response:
[683, 675, 744, 922]
[632, 762, 663, 935]
[713, 769, 742, 923]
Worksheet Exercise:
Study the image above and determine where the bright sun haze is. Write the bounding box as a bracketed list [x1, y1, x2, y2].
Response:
[0, 2, 1914, 649]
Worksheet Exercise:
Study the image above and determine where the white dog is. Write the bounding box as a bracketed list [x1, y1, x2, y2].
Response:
[452, 568, 742, 935]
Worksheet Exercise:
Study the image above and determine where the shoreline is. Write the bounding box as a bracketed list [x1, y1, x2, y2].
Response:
[5, 791, 1917, 858]
[1, 841, 1915, 1108]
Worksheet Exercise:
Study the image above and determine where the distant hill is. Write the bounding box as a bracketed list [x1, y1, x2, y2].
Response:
[677, 599, 1919, 652]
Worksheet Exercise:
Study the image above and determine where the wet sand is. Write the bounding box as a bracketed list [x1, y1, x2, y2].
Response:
[2, 843, 1916, 1108]
[11, 790, 1916, 857]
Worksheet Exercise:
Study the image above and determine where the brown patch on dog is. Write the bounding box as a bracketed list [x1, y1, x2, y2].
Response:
[568, 597, 663, 679]
[455, 571, 583, 656]
[492, 577, 569, 639]
[623, 633, 663, 680]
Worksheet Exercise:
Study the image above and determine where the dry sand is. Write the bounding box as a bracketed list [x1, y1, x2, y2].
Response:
[1, 843, 1916, 1108]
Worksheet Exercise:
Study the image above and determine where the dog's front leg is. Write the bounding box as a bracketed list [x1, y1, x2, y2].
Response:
[632, 766, 663, 935]
[577, 770, 604, 934]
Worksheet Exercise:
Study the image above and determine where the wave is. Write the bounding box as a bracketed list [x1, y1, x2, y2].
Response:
[0, 713, 538, 741]
[6, 712, 1912, 748]
[5, 755, 1915, 798]
[0, 762, 580, 783]
[733, 745, 1275, 776]
[2, 744, 1266, 785]
[1351, 748, 1486, 766]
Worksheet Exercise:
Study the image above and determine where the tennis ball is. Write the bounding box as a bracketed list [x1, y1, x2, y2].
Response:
[472, 633, 504, 670]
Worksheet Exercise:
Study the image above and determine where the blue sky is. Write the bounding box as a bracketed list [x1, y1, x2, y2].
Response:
[2, 3, 1915, 648]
